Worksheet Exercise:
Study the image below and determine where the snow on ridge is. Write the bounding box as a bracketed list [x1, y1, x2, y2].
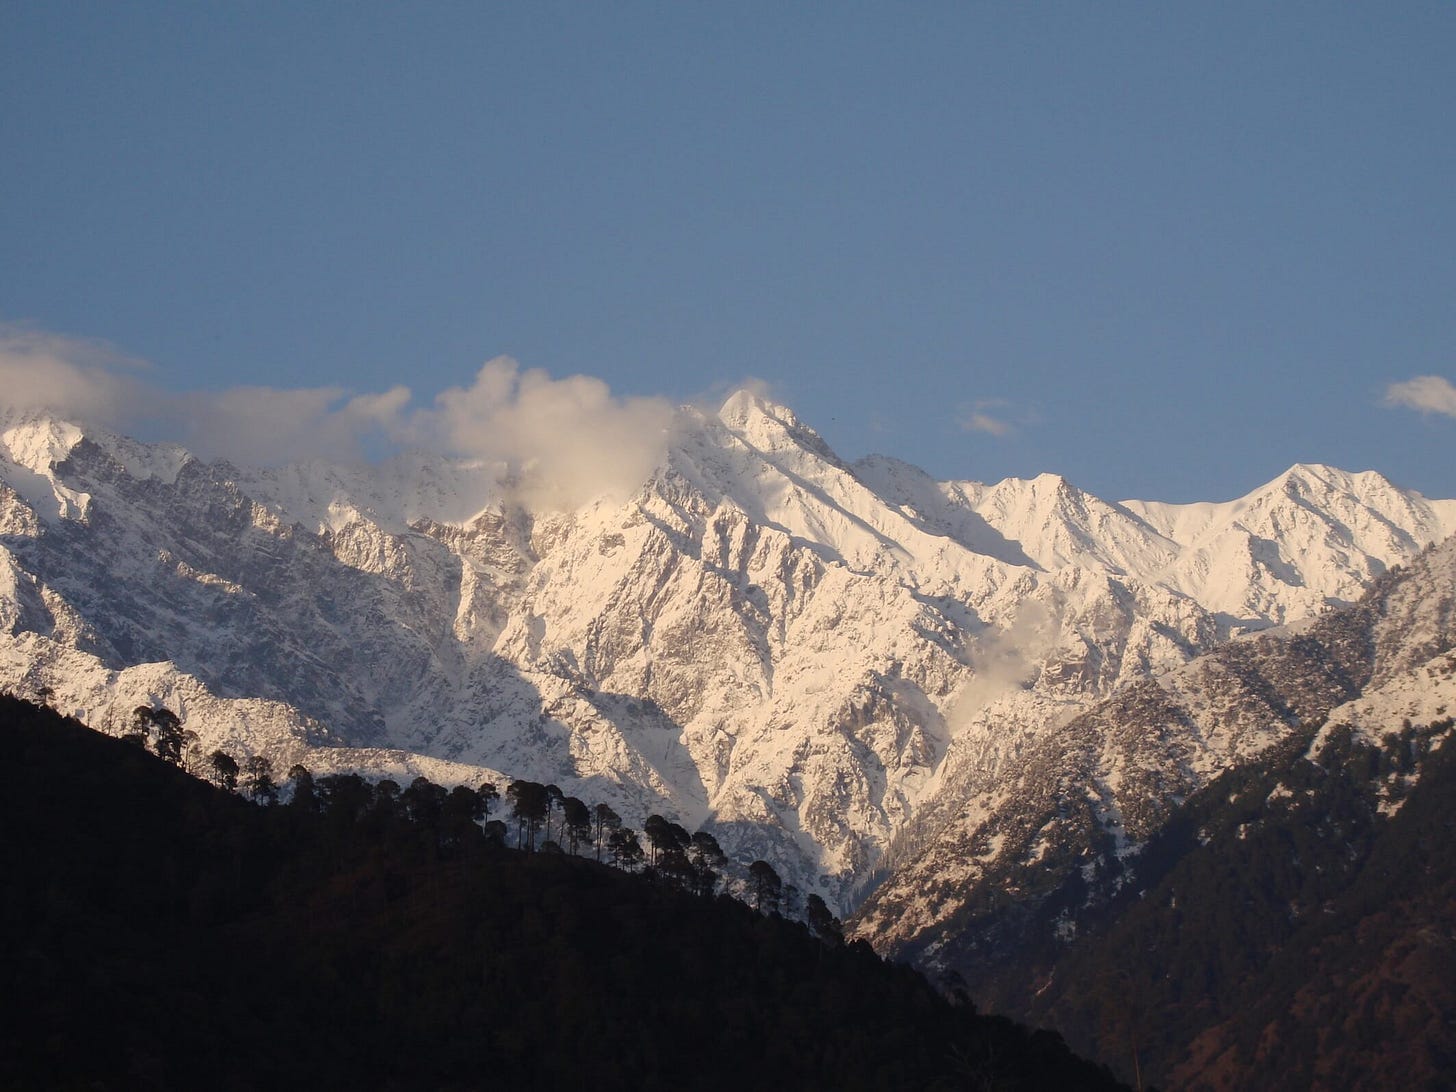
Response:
[12, 403, 1451, 599]
[91, 431, 192, 486]
[1314, 649, 1456, 753]
[680, 402, 939, 576]
[0, 410, 193, 486]
[230, 451, 514, 535]
[0, 413, 86, 474]
[1123, 462, 1456, 551]
[4, 399, 1455, 913]
[0, 416, 92, 522]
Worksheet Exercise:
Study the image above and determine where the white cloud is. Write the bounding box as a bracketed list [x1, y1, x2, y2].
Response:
[0, 324, 410, 465]
[956, 398, 1015, 437]
[0, 325, 676, 510]
[1384, 375, 1456, 419]
[418, 358, 675, 509]
[175, 384, 413, 466]
[0, 325, 151, 427]
[961, 410, 1012, 437]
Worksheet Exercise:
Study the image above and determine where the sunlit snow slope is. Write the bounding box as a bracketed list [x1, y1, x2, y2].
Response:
[1, 394, 1451, 910]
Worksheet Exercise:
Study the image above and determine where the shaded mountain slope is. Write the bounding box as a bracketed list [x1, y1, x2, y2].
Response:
[0, 697, 1125, 1092]
[1023, 712, 1456, 1091]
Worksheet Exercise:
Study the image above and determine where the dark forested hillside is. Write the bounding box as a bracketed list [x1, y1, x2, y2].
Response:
[1003, 717, 1456, 1091]
[0, 697, 1124, 1092]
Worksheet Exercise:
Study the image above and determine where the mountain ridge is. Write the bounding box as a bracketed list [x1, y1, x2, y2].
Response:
[1, 393, 1451, 914]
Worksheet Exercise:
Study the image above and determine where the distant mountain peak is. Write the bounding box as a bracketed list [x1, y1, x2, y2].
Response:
[713, 387, 842, 466]
[716, 387, 781, 425]
[0, 412, 86, 473]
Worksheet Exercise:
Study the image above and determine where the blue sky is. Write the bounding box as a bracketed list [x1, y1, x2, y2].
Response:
[3, 2, 1453, 503]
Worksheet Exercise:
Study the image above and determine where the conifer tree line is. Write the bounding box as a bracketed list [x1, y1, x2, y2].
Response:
[121, 700, 845, 940]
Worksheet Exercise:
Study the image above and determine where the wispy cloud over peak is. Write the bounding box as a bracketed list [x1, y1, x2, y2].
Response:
[0, 324, 151, 429]
[0, 324, 675, 510]
[418, 358, 675, 509]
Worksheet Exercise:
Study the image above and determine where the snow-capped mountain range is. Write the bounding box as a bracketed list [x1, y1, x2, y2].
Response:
[2, 393, 1452, 916]
[851, 530, 1456, 1090]
[854, 528, 1456, 967]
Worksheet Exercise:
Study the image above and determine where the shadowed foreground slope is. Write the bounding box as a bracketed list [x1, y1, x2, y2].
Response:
[1021, 718, 1456, 1091]
[0, 697, 1123, 1091]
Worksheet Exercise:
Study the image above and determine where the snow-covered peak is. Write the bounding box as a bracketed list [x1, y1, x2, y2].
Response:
[0, 413, 86, 476]
[0, 410, 192, 485]
[6, 405, 1451, 629]
[956, 472, 1180, 575]
[716, 389, 841, 464]
[1124, 463, 1455, 549]
[717, 388, 791, 430]
[1120, 463, 1456, 623]
[0, 414, 95, 522]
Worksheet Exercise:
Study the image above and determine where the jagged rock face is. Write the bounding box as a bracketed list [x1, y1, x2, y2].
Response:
[1, 398, 1452, 912]
[855, 536, 1456, 976]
